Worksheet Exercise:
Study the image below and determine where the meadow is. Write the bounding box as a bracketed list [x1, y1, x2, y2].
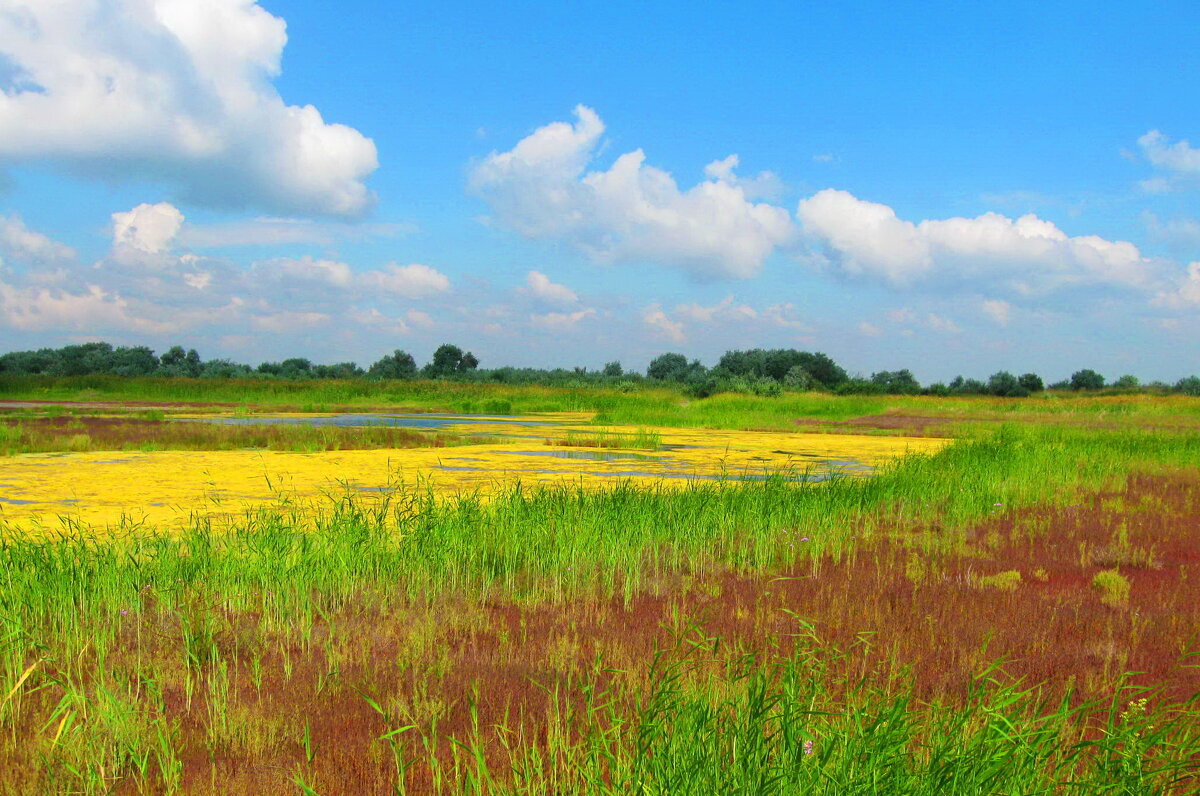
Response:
[0, 378, 1197, 793]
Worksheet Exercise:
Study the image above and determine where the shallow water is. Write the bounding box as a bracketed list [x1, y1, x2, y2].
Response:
[0, 411, 948, 531]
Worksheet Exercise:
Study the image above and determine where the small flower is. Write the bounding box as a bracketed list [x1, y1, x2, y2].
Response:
[119, 608, 130, 617]
[800, 537, 810, 542]
[803, 739, 814, 756]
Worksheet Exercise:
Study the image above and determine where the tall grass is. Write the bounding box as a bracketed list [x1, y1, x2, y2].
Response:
[0, 421, 1197, 790]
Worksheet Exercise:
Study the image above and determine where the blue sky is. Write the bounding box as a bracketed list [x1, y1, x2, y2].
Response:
[0, 0, 1197, 382]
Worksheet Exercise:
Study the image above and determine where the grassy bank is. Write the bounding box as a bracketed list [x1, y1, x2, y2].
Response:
[0, 421, 1198, 791]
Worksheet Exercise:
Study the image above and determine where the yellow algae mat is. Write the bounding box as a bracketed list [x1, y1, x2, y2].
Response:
[0, 416, 947, 531]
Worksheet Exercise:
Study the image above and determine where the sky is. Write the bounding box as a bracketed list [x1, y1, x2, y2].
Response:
[0, 0, 1198, 382]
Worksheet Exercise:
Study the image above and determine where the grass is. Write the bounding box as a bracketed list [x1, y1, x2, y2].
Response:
[0, 384, 1198, 791]
[0, 416, 504, 455]
[554, 428, 662, 451]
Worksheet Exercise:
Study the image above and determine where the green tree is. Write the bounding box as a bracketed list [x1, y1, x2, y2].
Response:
[368, 350, 417, 379]
[1070, 369, 1105, 391]
[602, 361, 623, 378]
[1018, 373, 1044, 393]
[1113, 374, 1139, 389]
[987, 371, 1029, 398]
[647, 353, 691, 381]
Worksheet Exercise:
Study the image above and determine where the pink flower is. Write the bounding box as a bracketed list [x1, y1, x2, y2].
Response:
[803, 739, 814, 756]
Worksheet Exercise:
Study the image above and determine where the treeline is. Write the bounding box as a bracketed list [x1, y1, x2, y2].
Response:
[1, 341, 1198, 398]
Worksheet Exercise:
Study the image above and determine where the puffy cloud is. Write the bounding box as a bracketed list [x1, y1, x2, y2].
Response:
[112, 202, 184, 254]
[641, 304, 686, 343]
[797, 189, 1154, 291]
[1153, 262, 1200, 308]
[1144, 212, 1200, 248]
[0, 214, 76, 266]
[252, 310, 330, 333]
[674, 295, 757, 324]
[1138, 130, 1200, 180]
[981, 299, 1011, 325]
[523, 270, 578, 306]
[0, 0, 377, 216]
[0, 280, 177, 334]
[530, 308, 596, 331]
[926, 313, 961, 334]
[255, 256, 353, 288]
[363, 263, 451, 298]
[470, 106, 795, 279]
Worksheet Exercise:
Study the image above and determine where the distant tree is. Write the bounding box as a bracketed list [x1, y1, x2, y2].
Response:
[647, 353, 691, 381]
[279, 358, 313, 380]
[313, 362, 364, 379]
[368, 350, 417, 380]
[948, 376, 988, 395]
[602, 361, 623, 378]
[1018, 373, 1044, 393]
[111, 346, 159, 377]
[871, 369, 921, 394]
[424, 344, 478, 377]
[1113, 374, 1140, 389]
[1070, 369, 1105, 391]
[200, 359, 251, 378]
[1175, 376, 1200, 396]
[925, 382, 951, 397]
[987, 371, 1029, 398]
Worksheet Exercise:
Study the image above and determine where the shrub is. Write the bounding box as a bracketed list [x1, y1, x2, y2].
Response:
[1175, 376, 1200, 396]
[1092, 569, 1130, 607]
[975, 570, 1022, 591]
[1018, 373, 1044, 393]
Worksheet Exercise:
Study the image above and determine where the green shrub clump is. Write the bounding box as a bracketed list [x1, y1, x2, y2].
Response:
[1092, 569, 1130, 607]
[975, 569, 1022, 591]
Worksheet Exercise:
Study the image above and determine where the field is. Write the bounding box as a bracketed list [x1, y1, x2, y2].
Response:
[0, 378, 1198, 793]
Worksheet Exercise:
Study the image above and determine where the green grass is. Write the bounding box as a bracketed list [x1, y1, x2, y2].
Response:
[0, 394, 1199, 790]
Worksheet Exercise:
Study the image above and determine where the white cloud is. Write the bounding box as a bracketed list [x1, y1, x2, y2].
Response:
[180, 218, 411, 248]
[0, 214, 76, 266]
[641, 304, 686, 343]
[252, 310, 330, 333]
[406, 309, 434, 328]
[858, 321, 881, 336]
[470, 106, 795, 279]
[0, 0, 377, 216]
[981, 299, 1011, 325]
[0, 280, 176, 334]
[255, 255, 353, 288]
[112, 202, 184, 254]
[530, 308, 596, 331]
[702, 154, 783, 201]
[363, 263, 451, 298]
[1138, 130, 1200, 179]
[1153, 262, 1200, 308]
[674, 295, 757, 323]
[797, 189, 1155, 291]
[523, 270, 578, 306]
[1144, 212, 1200, 247]
[926, 313, 961, 334]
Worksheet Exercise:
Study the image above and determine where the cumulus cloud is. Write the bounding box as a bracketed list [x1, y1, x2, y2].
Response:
[112, 202, 184, 254]
[0, 214, 76, 266]
[981, 299, 1011, 325]
[179, 217, 412, 248]
[1138, 130, 1200, 181]
[797, 189, 1155, 291]
[363, 263, 451, 298]
[0, 0, 377, 216]
[0, 280, 177, 334]
[674, 295, 757, 324]
[1144, 212, 1200, 248]
[523, 270, 578, 306]
[254, 256, 353, 288]
[470, 106, 796, 279]
[1153, 262, 1200, 308]
[641, 304, 686, 343]
[530, 308, 596, 331]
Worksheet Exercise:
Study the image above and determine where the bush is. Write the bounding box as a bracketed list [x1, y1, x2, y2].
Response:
[1175, 376, 1200, 396]
[975, 570, 1022, 592]
[1018, 373, 1044, 393]
[1113, 374, 1140, 389]
[1092, 569, 1130, 607]
[987, 371, 1030, 398]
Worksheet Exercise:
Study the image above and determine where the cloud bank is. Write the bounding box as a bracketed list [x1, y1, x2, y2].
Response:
[0, 0, 378, 216]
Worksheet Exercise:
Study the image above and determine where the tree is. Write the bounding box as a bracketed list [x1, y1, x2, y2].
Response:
[424, 344, 477, 377]
[871, 369, 921, 394]
[783, 366, 817, 390]
[461, 352, 479, 371]
[647, 353, 691, 381]
[602, 361, 623, 378]
[1070, 369, 1105, 391]
[1113, 374, 1139, 389]
[1175, 376, 1200, 396]
[987, 371, 1029, 398]
[1018, 373, 1044, 393]
[368, 350, 417, 380]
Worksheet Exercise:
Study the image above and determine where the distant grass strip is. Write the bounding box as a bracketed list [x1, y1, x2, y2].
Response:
[0, 416, 504, 455]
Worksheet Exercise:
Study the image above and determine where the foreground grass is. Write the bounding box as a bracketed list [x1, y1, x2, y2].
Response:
[0, 420, 1198, 792]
